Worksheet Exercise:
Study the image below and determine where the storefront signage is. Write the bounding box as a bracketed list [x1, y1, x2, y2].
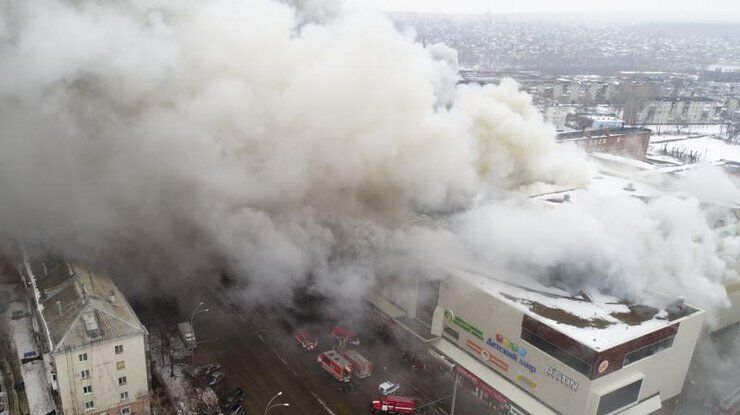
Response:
[467, 340, 509, 372]
[517, 374, 538, 389]
[545, 366, 578, 391]
[446, 309, 484, 340]
[487, 334, 537, 374]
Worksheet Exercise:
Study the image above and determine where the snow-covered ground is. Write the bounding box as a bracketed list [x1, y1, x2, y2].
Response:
[5, 303, 38, 362]
[1, 298, 56, 415]
[649, 136, 740, 164]
[20, 360, 55, 415]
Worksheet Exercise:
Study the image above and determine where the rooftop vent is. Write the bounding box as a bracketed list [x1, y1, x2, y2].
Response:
[108, 290, 116, 304]
[82, 311, 100, 338]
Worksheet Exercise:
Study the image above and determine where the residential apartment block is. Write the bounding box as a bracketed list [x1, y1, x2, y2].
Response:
[20, 256, 150, 415]
[638, 97, 714, 124]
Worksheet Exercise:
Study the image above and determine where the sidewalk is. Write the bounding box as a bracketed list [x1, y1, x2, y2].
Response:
[150, 331, 218, 414]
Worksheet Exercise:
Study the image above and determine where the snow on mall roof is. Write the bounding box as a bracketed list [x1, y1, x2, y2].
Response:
[530, 172, 663, 205]
[453, 269, 700, 351]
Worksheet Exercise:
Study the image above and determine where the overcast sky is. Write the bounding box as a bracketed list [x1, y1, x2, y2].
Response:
[353, 0, 740, 18]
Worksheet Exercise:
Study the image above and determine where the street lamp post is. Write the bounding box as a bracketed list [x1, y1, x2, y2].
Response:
[450, 371, 459, 415]
[190, 301, 209, 370]
[264, 392, 290, 415]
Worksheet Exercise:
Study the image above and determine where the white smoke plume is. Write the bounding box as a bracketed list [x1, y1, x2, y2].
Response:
[0, 0, 737, 329]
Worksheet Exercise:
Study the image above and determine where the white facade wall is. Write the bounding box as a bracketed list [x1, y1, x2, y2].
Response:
[54, 334, 148, 415]
[435, 276, 704, 415]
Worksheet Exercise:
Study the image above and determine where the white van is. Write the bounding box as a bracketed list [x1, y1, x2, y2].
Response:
[378, 381, 400, 396]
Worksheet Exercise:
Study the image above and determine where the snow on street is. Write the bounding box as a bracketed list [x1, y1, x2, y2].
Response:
[2, 299, 56, 415]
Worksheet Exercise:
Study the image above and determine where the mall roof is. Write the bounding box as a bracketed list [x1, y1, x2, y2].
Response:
[452, 269, 700, 351]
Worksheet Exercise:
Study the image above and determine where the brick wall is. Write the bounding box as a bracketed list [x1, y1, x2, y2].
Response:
[579, 130, 651, 160]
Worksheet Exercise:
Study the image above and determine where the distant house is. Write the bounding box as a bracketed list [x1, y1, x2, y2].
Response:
[20, 255, 151, 415]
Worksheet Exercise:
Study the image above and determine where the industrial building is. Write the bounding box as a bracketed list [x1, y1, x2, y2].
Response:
[557, 127, 651, 160]
[19, 255, 151, 415]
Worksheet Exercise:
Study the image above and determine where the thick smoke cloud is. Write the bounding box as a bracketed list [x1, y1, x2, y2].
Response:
[0, 0, 588, 297]
[0, 0, 737, 329]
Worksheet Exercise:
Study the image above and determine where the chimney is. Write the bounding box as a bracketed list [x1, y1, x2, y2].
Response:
[108, 290, 116, 304]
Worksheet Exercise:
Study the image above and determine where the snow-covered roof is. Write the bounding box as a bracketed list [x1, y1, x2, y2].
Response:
[453, 269, 700, 351]
[531, 173, 663, 206]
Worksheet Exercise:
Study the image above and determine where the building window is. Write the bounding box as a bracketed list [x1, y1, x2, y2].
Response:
[81, 369, 90, 379]
[623, 336, 674, 366]
[85, 401, 94, 410]
[120, 391, 129, 401]
[115, 345, 124, 354]
[521, 328, 592, 377]
[120, 407, 131, 415]
[117, 360, 126, 370]
[118, 376, 127, 386]
[597, 379, 643, 415]
[83, 385, 92, 394]
[79, 353, 88, 362]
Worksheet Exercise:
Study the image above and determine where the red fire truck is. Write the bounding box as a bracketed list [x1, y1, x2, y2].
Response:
[331, 326, 360, 346]
[317, 350, 353, 383]
[371, 396, 416, 414]
[341, 349, 372, 378]
[294, 330, 318, 351]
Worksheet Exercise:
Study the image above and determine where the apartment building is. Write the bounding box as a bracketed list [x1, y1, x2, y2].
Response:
[20, 256, 150, 415]
[638, 97, 714, 124]
[368, 269, 704, 415]
[540, 103, 571, 131]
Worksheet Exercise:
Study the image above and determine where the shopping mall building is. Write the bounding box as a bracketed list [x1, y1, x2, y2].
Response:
[368, 269, 704, 415]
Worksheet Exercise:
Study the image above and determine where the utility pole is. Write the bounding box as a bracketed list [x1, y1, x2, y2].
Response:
[190, 301, 209, 370]
[168, 333, 174, 377]
[450, 372, 459, 415]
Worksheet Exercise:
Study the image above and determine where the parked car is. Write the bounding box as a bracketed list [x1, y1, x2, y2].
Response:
[226, 402, 244, 415]
[379, 381, 400, 396]
[206, 371, 224, 386]
[220, 387, 245, 411]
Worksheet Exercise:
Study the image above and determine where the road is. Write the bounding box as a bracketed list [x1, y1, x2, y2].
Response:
[196, 289, 384, 415]
[137, 287, 496, 415]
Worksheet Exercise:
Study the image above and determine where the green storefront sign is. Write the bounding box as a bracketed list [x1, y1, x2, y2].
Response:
[449, 312, 484, 340]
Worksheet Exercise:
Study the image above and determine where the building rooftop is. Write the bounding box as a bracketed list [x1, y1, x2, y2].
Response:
[453, 269, 700, 351]
[653, 96, 715, 102]
[556, 127, 650, 141]
[22, 256, 147, 354]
